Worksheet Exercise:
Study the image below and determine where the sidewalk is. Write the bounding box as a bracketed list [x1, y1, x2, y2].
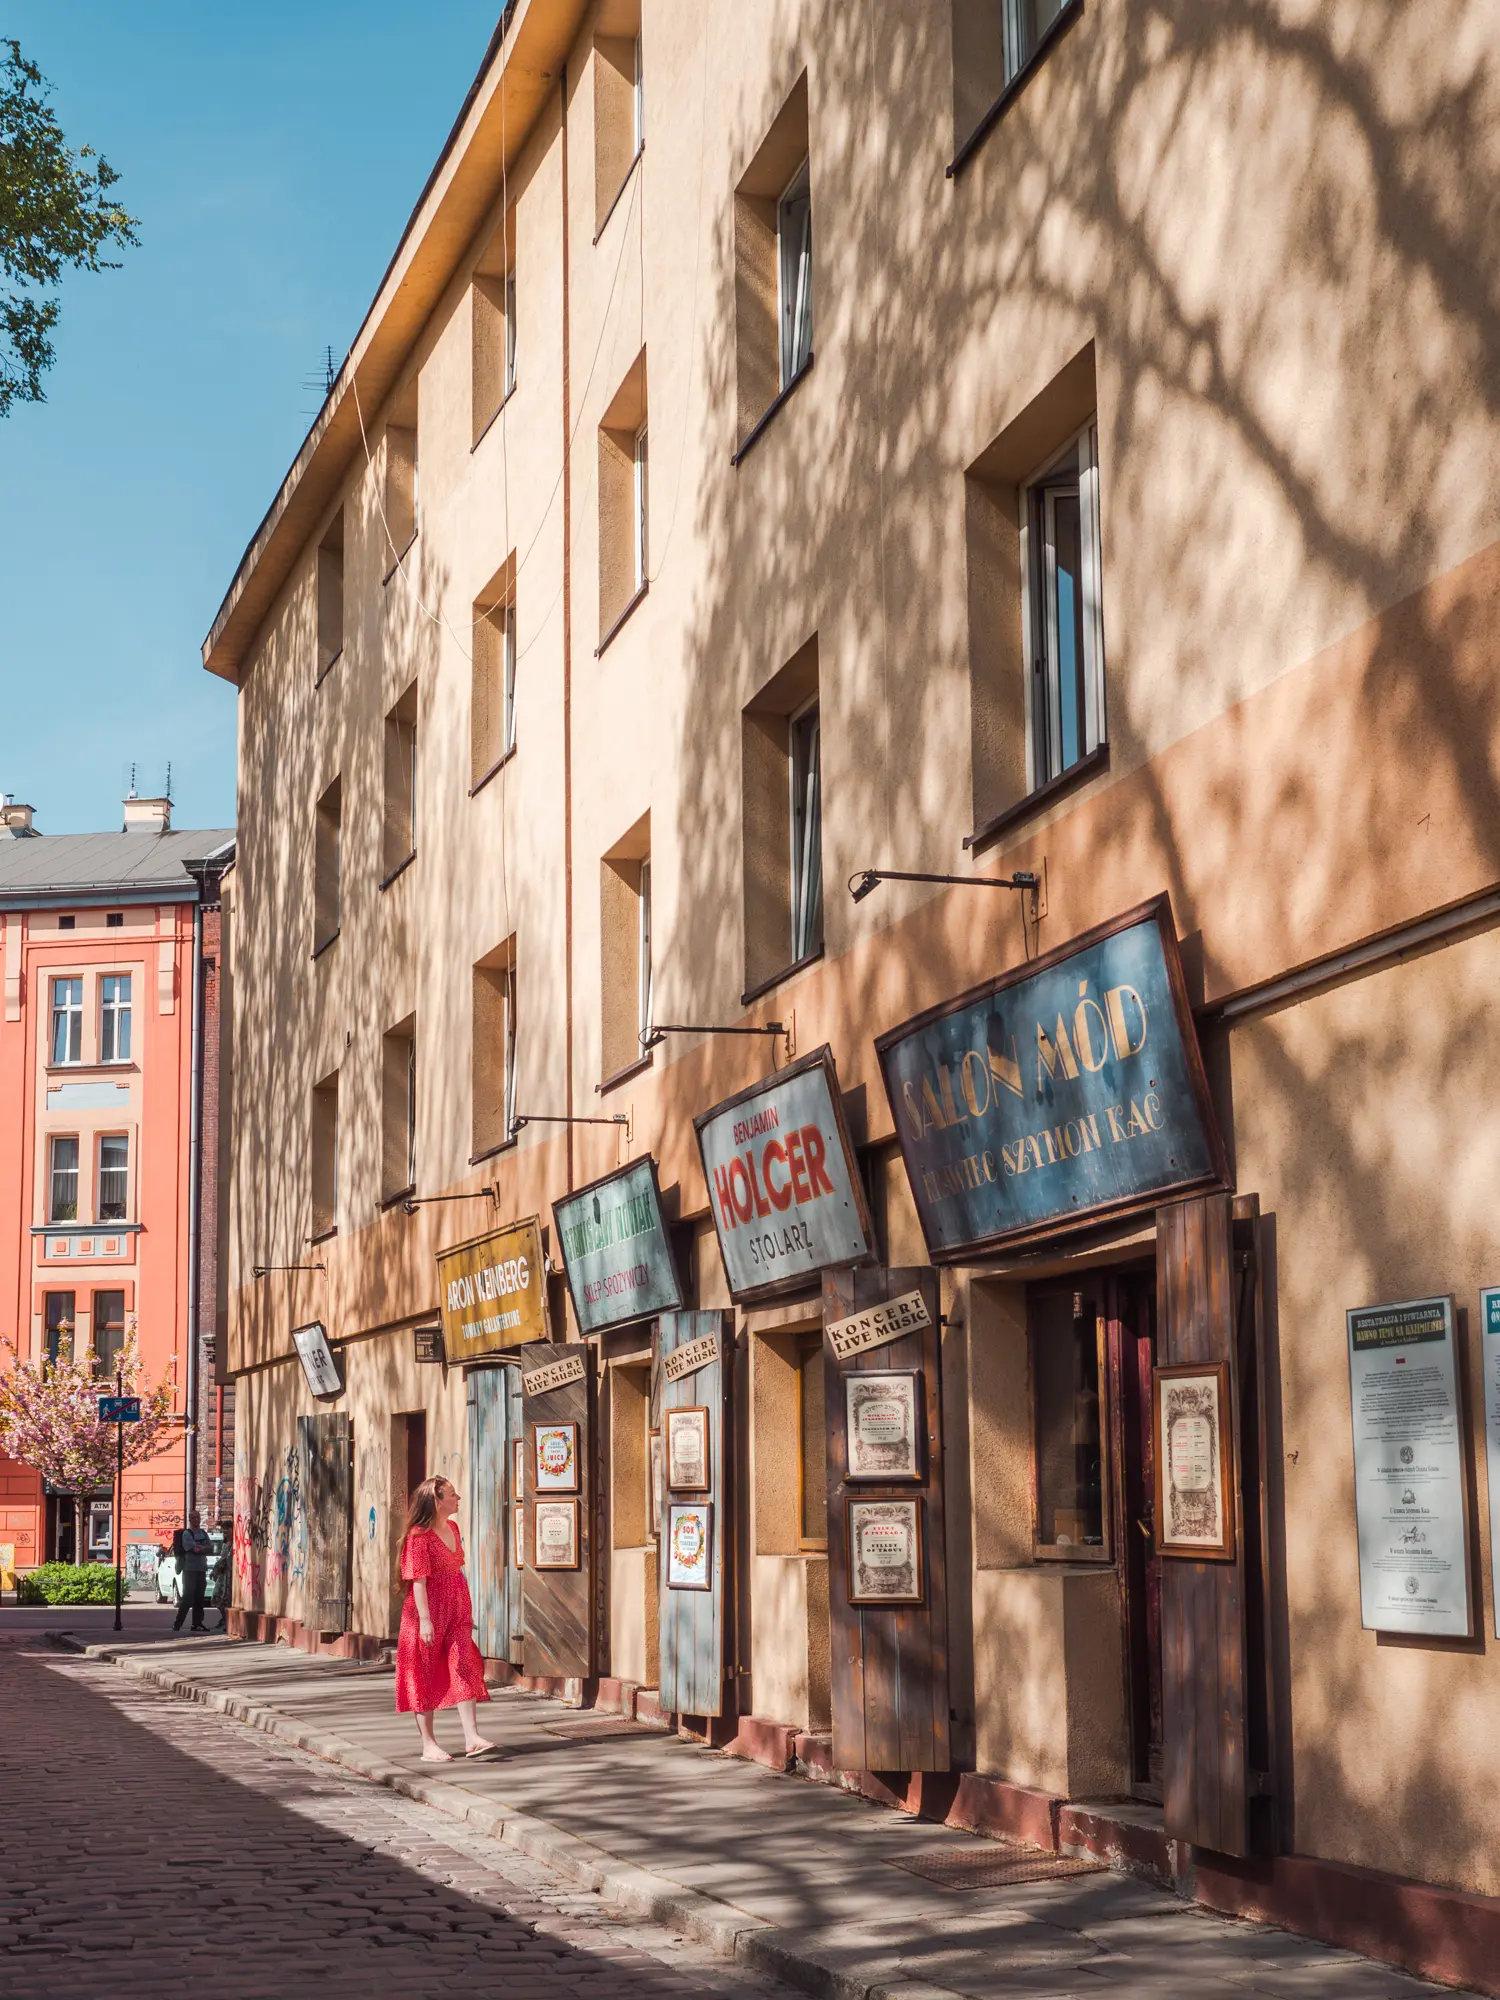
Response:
[51, 1630, 1467, 2000]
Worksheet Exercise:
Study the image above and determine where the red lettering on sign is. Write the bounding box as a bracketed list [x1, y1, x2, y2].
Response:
[746, 1149, 773, 1218]
[729, 1157, 755, 1223]
[802, 1125, 835, 1197]
[763, 1139, 792, 1211]
[786, 1129, 811, 1203]
[713, 1163, 737, 1231]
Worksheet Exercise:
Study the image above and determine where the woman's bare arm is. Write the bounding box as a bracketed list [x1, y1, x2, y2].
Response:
[413, 1577, 434, 1639]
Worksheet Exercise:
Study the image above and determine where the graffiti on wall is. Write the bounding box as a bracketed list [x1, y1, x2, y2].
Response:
[233, 1441, 307, 1603]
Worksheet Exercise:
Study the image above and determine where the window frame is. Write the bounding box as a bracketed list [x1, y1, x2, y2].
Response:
[99, 973, 132, 1065]
[795, 1329, 829, 1551]
[1020, 420, 1106, 796]
[92, 1289, 126, 1379]
[50, 977, 83, 1066]
[1027, 1285, 1114, 1565]
[633, 421, 649, 593]
[406, 1035, 418, 1192]
[788, 696, 824, 965]
[502, 963, 518, 1143]
[96, 1133, 130, 1223]
[777, 157, 814, 392]
[632, 31, 645, 154]
[49, 1133, 80, 1222]
[44, 1290, 76, 1366]
[637, 857, 654, 1046]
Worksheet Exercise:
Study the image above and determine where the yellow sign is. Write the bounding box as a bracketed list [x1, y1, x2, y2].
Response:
[436, 1217, 549, 1360]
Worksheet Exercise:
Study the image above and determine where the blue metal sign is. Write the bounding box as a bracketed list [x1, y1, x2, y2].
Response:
[876, 897, 1226, 1258]
[98, 1396, 141, 1423]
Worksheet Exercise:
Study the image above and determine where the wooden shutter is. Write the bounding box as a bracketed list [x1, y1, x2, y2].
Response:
[1157, 1193, 1249, 1856]
[299, 1412, 351, 1635]
[823, 1265, 949, 1775]
[656, 1311, 732, 1718]
[520, 1341, 596, 1679]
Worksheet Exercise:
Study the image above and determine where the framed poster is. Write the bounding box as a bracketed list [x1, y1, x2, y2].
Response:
[511, 1502, 525, 1571]
[511, 1437, 525, 1501]
[665, 1406, 710, 1492]
[875, 896, 1227, 1260]
[666, 1501, 712, 1590]
[694, 1045, 876, 1306]
[648, 1431, 663, 1537]
[533, 1420, 579, 1494]
[1483, 1288, 1500, 1640]
[846, 1496, 924, 1605]
[1154, 1363, 1235, 1560]
[534, 1499, 579, 1570]
[1347, 1296, 1471, 1637]
[845, 1372, 922, 1482]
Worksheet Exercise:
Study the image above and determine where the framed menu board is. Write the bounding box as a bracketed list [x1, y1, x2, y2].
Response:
[1346, 1296, 1471, 1637]
[1153, 1362, 1235, 1560]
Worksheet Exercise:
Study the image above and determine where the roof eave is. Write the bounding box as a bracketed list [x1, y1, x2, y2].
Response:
[202, 0, 582, 689]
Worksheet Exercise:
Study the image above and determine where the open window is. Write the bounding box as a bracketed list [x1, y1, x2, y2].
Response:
[733, 75, 813, 452]
[951, 0, 1082, 168]
[472, 556, 518, 785]
[593, 5, 643, 235]
[473, 939, 518, 1157]
[1022, 422, 1105, 789]
[741, 635, 823, 995]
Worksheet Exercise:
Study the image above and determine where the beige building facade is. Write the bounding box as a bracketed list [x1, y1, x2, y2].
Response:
[206, 2, 1500, 1983]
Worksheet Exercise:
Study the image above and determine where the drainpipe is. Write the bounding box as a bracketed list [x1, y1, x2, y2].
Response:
[184, 898, 206, 1517]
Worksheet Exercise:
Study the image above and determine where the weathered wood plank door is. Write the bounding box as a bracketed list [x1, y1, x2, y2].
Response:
[299, 1412, 352, 1635]
[1157, 1192, 1250, 1856]
[656, 1311, 732, 1719]
[466, 1369, 507, 1662]
[520, 1342, 596, 1680]
[823, 1266, 949, 1775]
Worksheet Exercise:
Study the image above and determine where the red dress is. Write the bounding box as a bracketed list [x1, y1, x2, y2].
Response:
[395, 1523, 490, 1714]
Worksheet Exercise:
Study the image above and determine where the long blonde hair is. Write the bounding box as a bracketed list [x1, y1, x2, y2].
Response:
[401, 1476, 452, 1551]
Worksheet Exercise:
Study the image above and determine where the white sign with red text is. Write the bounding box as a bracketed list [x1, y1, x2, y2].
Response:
[696, 1052, 872, 1300]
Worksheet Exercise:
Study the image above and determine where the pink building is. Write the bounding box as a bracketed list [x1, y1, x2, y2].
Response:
[0, 794, 233, 1578]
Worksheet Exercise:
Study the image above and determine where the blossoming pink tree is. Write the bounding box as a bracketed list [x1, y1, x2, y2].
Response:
[0, 1330, 177, 1561]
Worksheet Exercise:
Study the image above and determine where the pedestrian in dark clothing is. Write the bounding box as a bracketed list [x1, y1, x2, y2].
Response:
[172, 1511, 212, 1632]
[208, 1531, 231, 1631]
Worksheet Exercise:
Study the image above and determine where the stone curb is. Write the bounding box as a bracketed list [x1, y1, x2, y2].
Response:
[48, 1634, 967, 2000]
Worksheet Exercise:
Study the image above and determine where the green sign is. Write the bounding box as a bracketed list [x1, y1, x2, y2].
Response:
[553, 1157, 683, 1333]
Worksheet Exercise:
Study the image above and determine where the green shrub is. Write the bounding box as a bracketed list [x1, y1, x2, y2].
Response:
[16, 1562, 122, 1605]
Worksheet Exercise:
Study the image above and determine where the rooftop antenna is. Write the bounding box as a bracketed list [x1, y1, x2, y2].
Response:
[164, 760, 172, 801]
[128, 761, 137, 800]
[301, 345, 342, 418]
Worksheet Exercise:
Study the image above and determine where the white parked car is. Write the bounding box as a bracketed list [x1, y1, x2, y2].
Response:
[154, 1530, 226, 1605]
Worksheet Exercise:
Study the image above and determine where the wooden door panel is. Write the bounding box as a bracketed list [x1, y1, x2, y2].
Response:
[466, 1370, 506, 1661]
[823, 1266, 949, 1776]
[299, 1412, 351, 1635]
[1157, 1193, 1249, 1856]
[657, 1311, 731, 1718]
[520, 1342, 595, 1679]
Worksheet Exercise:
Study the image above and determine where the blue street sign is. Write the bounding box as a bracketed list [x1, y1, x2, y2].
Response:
[98, 1396, 141, 1423]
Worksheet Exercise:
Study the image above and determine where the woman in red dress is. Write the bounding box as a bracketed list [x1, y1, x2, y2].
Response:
[395, 1476, 496, 1761]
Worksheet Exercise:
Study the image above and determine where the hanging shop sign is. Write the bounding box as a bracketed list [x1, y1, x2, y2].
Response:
[292, 1320, 343, 1398]
[695, 1044, 874, 1304]
[876, 896, 1226, 1259]
[552, 1157, 683, 1334]
[825, 1289, 931, 1361]
[1483, 1288, 1500, 1640]
[521, 1352, 586, 1396]
[413, 1324, 445, 1365]
[1347, 1296, 1471, 1638]
[662, 1331, 719, 1382]
[436, 1217, 549, 1361]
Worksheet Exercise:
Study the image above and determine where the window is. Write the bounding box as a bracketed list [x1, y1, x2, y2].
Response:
[314, 778, 342, 951]
[789, 701, 823, 964]
[796, 1331, 827, 1548]
[1002, 0, 1069, 83]
[1024, 423, 1105, 788]
[382, 1017, 417, 1201]
[58, 914, 75, 931]
[92, 1291, 126, 1378]
[100, 975, 131, 1063]
[777, 159, 813, 390]
[317, 509, 344, 681]
[732, 75, 812, 449]
[473, 941, 518, 1156]
[383, 381, 418, 570]
[633, 423, 649, 592]
[741, 635, 822, 994]
[593, 7, 643, 234]
[97, 1135, 129, 1222]
[597, 349, 648, 642]
[311, 1073, 339, 1238]
[106, 912, 123, 928]
[49, 1135, 79, 1221]
[45, 1291, 75, 1365]
[50, 977, 82, 1064]
[600, 820, 650, 1081]
[1029, 1286, 1109, 1560]
[471, 559, 517, 784]
[470, 215, 517, 443]
[383, 682, 419, 879]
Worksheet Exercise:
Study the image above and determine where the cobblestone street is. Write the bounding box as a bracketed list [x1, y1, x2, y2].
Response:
[0, 1640, 799, 2000]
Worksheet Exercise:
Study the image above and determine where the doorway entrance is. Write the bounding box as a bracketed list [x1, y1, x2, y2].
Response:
[1026, 1265, 1162, 1801]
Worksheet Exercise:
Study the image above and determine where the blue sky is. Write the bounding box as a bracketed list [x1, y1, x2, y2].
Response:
[0, 3, 502, 834]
